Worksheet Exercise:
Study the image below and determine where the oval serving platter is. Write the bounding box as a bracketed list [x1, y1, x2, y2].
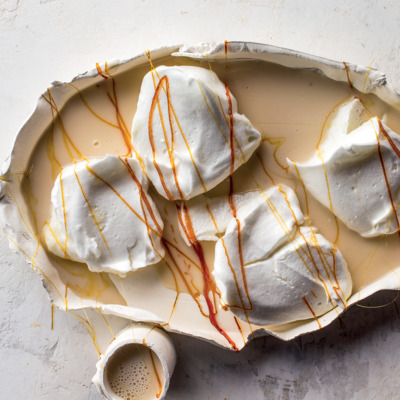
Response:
[1, 41, 400, 350]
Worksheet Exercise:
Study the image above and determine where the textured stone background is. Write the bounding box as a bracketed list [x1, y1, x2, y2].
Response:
[1, 1, 400, 399]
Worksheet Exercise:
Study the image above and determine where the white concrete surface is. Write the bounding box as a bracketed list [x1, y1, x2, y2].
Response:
[1, 1, 400, 399]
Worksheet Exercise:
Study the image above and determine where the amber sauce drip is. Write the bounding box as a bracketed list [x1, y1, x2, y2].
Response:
[225, 84, 254, 329]
[143, 53, 239, 349]
[302, 296, 322, 329]
[178, 202, 239, 350]
[343, 62, 354, 89]
[148, 348, 163, 398]
[356, 97, 400, 237]
[373, 121, 400, 234]
[224, 40, 229, 68]
[121, 151, 209, 323]
[147, 51, 207, 192]
[148, 75, 184, 200]
[85, 154, 203, 325]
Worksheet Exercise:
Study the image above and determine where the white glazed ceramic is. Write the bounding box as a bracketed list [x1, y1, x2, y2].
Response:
[92, 323, 176, 400]
[1, 42, 400, 350]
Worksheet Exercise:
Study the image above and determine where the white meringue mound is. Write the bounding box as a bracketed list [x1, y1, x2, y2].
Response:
[43, 154, 164, 277]
[177, 189, 259, 245]
[288, 97, 400, 237]
[131, 65, 262, 200]
[213, 186, 352, 326]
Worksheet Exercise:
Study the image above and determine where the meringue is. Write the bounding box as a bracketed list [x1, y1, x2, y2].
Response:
[288, 97, 400, 237]
[177, 189, 258, 245]
[131, 65, 262, 200]
[213, 186, 352, 326]
[43, 154, 164, 276]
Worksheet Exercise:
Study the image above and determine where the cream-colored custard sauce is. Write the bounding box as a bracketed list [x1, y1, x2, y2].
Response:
[21, 53, 400, 349]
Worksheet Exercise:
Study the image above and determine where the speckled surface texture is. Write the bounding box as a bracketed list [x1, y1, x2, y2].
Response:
[1, 1, 400, 399]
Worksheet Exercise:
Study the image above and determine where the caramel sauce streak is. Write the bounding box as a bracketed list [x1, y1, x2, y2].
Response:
[361, 60, 374, 96]
[119, 157, 163, 234]
[299, 228, 347, 308]
[148, 348, 163, 398]
[233, 316, 246, 346]
[78, 305, 102, 356]
[97, 62, 135, 159]
[224, 40, 229, 68]
[255, 150, 275, 185]
[302, 296, 322, 329]
[73, 166, 113, 258]
[197, 80, 246, 163]
[225, 84, 254, 331]
[68, 83, 120, 129]
[96, 63, 109, 79]
[85, 163, 159, 235]
[262, 136, 289, 173]
[156, 76, 185, 199]
[161, 238, 208, 318]
[65, 284, 69, 310]
[178, 203, 238, 350]
[147, 54, 207, 193]
[51, 303, 54, 330]
[59, 170, 69, 257]
[204, 200, 252, 311]
[248, 167, 345, 310]
[377, 118, 400, 158]
[96, 305, 116, 342]
[372, 121, 400, 234]
[343, 62, 354, 89]
[42, 89, 84, 161]
[148, 77, 175, 200]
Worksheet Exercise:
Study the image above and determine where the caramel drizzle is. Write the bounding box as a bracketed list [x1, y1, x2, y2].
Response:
[148, 75, 184, 200]
[95, 63, 148, 172]
[68, 82, 120, 129]
[372, 120, 400, 234]
[203, 200, 253, 324]
[249, 174, 348, 310]
[73, 164, 113, 259]
[59, 170, 69, 257]
[355, 97, 400, 235]
[343, 62, 354, 89]
[81, 156, 209, 322]
[87, 154, 213, 322]
[225, 84, 254, 324]
[143, 54, 240, 347]
[146, 52, 207, 194]
[42, 88, 84, 162]
[178, 202, 238, 351]
[148, 348, 163, 398]
[302, 296, 322, 329]
[224, 40, 229, 68]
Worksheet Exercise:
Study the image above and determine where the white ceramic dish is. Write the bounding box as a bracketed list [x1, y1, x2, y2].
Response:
[1, 42, 400, 350]
[92, 323, 176, 400]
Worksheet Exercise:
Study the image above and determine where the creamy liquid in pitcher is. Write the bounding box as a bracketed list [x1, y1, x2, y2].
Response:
[104, 344, 164, 400]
